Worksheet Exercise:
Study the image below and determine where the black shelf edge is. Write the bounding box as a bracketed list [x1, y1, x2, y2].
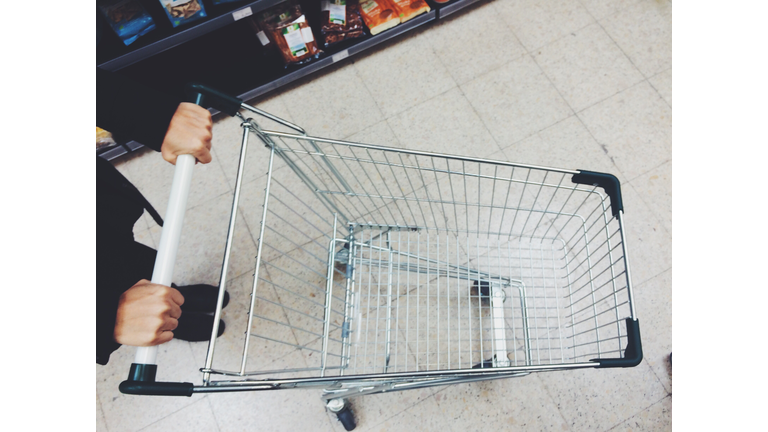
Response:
[237, 10, 437, 103]
[436, 0, 484, 18]
[98, 0, 285, 71]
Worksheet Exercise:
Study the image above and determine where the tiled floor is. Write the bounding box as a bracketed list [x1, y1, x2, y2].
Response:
[98, 0, 672, 430]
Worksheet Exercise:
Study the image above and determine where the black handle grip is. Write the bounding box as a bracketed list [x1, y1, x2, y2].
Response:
[119, 380, 194, 397]
[184, 83, 243, 116]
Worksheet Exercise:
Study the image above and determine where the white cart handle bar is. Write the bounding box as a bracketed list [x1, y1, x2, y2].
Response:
[120, 84, 243, 396]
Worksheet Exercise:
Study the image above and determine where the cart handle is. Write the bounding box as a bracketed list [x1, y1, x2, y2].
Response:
[119, 84, 241, 395]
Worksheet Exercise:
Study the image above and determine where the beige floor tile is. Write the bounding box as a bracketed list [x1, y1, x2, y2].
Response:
[343, 119, 402, 146]
[338, 388, 436, 431]
[609, 395, 671, 431]
[425, 1, 526, 85]
[133, 228, 155, 250]
[502, 115, 624, 181]
[600, 0, 672, 78]
[462, 54, 573, 147]
[628, 161, 671, 234]
[96, 339, 204, 432]
[149, 192, 258, 286]
[97, 392, 108, 431]
[139, 397, 220, 432]
[353, 29, 457, 118]
[578, 0, 643, 21]
[577, 81, 671, 182]
[280, 62, 384, 139]
[493, 0, 596, 52]
[433, 375, 568, 431]
[533, 23, 644, 113]
[631, 269, 672, 395]
[538, 362, 667, 432]
[648, 68, 672, 107]
[615, 182, 671, 297]
[386, 87, 501, 159]
[208, 386, 335, 432]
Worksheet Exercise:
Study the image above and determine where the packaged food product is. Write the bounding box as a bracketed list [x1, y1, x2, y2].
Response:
[158, 0, 207, 28]
[319, 0, 365, 48]
[96, 127, 116, 150]
[358, 0, 400, 35]
[97, 0, 156, 46]
[258, 2, 322, 66]
[390, 0, 430, 23]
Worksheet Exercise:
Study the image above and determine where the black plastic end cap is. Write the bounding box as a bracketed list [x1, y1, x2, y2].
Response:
[571, 170, 623, 218]
[184, 83, 243, 117]
[119, 363, 194, 396]
[592, 318, 643, 368]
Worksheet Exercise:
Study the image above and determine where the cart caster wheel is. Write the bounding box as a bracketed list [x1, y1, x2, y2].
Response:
[328, 399, 356, 431]
[336, 406, 356, 431]
[474, 280, 491, 299]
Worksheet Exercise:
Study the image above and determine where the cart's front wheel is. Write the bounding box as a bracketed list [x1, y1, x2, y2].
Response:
[336, 406, 356, 431]
[328, 399, 356, 431]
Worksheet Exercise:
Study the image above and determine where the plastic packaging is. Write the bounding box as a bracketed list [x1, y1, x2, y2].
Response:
[158, 0, 207, 28]
[358, 0, 400, 36]
[258, 2, 322, 66]
[97, 0, 156, 46]
[390, 0, 430, 23]
[320, 0, 365, 48]
[96, 127, 116, 150]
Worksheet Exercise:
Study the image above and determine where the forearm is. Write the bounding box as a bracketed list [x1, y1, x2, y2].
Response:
[96, 68, 180, 151]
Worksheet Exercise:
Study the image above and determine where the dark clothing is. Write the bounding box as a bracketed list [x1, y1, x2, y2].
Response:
[96, 68, 180, 365]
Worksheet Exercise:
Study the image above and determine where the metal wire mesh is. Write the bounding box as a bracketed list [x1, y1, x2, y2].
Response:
[204, 121, 635, 382]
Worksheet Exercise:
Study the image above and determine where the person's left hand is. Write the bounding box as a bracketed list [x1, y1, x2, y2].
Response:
[160, 102, 213, 165]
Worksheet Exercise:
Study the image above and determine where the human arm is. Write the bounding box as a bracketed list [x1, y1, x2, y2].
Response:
[96, 68, 213, 165]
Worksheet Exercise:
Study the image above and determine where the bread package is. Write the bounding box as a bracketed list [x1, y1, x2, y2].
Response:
[320, 0, 365, 48]
[258, 2, 322, 66]
[390, 0, 430, 23]
[358, 0, 400, 35]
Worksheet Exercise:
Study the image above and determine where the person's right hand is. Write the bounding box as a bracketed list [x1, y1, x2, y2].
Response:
[113, 280, 185, 346]
[160, 102, 213, 165]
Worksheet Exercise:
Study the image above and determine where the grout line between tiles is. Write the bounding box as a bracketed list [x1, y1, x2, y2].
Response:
[625, 158, 672, 185]
[135, 395, 209, 432]
[97, 391, 111, 432]
[625, 180, 672, 238]
[646, 67, 673, 110]
[206, 394, 224, 432]
[602, 394, 671, 432]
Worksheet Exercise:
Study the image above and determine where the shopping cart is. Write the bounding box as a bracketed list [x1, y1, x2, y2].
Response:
[119, 84, 642, 431]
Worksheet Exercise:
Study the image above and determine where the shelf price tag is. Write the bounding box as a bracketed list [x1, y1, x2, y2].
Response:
[232, 7, 253, 21]
[332, 49, 349, 63]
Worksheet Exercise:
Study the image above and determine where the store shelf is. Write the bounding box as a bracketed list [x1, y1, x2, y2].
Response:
[435, 0, 483, 18]
[98, 0, 286, 71]
[237, 10, 436, 102]
[98, 0, 488, 160]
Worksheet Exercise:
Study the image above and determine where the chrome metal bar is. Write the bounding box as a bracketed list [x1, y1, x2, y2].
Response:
[203, 121, 251, 384]
[239, 143, 276, 375]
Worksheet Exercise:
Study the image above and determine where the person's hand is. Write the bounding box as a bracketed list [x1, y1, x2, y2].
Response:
[113, 280, 185, 346]
[160, 102, 213, 165]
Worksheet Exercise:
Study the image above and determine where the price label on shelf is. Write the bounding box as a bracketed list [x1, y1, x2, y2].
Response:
[232, 7, 253, 21]
[332, 49, 349, 63]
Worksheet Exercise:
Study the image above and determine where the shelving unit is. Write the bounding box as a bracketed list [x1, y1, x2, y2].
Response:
[97, 0, 483, 160]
